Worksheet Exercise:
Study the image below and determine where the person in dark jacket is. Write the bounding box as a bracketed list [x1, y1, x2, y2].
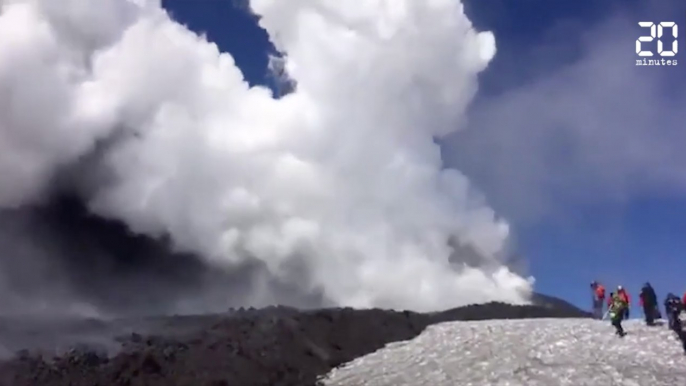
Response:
[665, 293, 684, 330]
[639, 282, 658, 325]
[664, 293, 686, 353]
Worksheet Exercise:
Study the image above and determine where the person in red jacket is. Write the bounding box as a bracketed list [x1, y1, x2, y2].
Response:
[683, 292, 686, 306]
[590, 281, 606, 319]
[617, 286, 630, 319]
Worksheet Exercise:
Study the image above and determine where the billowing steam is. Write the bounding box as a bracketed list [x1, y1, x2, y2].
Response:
[0, 0, 533, 315]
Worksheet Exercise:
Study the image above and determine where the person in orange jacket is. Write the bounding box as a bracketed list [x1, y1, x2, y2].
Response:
[617, 285, 630, 319]
[590, 281, 606, 319]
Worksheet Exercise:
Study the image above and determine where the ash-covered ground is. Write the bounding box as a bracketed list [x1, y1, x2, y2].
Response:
[0, 302, 590, 386]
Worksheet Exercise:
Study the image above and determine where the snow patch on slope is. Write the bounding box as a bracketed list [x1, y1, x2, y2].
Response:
[322, 318, 686, 385]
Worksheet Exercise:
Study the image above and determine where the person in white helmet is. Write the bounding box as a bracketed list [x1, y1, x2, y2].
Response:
[616, 285, 631, 320]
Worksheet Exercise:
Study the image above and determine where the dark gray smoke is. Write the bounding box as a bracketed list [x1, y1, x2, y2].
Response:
[0, 174, 327, 318]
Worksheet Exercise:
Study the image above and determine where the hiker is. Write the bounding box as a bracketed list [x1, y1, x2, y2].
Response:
[590, 281, 606, 319]
[608, 291, 629, 337]
[639, 282, 659, 325]
[606, 291, 614, 317]
[665, 293, 684, 330]
[664, 293, 686, 353]
[617, 286, 630, 319]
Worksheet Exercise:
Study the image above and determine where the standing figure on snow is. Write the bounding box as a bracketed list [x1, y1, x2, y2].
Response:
[608, 291, 629, 337]
[590, 281, 606, 319]
[617, 286, 631, 319]
[665, 293, 684, 330]
[639, 282, 659, 325]
[664, 293, 686, 353]
[606, 291, 614, 318]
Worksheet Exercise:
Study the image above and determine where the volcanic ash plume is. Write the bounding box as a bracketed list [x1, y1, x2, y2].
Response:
[0, 0, 533, 312]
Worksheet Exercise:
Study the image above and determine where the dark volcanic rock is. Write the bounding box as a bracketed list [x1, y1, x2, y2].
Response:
[0, 299, 590, 386]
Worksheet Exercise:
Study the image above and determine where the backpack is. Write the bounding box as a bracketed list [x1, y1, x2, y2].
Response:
[610, 297, 627, 317]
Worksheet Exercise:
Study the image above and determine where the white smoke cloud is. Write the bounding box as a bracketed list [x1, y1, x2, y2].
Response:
[0, 0, 533, 312]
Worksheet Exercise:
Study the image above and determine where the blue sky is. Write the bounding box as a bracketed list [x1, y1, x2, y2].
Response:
[161, 0, 686, 312]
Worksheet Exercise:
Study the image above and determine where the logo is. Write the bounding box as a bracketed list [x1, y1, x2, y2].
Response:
[635, 21, 678, 66]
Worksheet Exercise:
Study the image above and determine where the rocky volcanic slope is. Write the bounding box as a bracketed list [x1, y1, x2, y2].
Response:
[0, 300, 590, 386]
